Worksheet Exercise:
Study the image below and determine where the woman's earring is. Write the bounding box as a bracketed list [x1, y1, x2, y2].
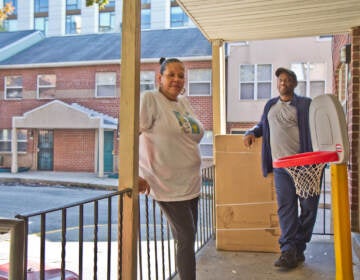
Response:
[180, 88, 186, 95]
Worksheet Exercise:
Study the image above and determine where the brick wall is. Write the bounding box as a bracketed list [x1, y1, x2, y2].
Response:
[54, 129, 95, 172]
[333, 30, 360, 231]
[349, 27, 360, 231]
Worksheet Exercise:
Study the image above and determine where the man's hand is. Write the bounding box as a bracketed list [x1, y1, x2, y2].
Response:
[243, 134, 255, 148]
[138, 176, 150, 195]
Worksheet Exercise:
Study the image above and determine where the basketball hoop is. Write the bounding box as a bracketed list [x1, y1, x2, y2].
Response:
[273, 151, 339, 198]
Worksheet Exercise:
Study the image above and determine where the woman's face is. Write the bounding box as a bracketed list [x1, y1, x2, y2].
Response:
[158, 62, 185, 101]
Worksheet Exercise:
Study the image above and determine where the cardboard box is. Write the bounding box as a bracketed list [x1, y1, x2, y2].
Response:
[214, 135, 280, 253]
[216, 228, 281, 253]
[216, 202, 279, 229]
[215, 135, 275, 204]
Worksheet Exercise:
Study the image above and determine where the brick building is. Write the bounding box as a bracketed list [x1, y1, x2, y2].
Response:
[0, 28, 213, 176]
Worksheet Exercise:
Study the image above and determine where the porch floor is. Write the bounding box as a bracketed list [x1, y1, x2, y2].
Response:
[173, 235, 360, 280]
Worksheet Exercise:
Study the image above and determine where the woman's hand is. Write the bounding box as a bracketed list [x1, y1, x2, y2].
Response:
[138, 176, 150, 195]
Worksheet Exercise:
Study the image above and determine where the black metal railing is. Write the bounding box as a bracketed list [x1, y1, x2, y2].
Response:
[15, 189, 131, 280]
[313, 165, 333, 235]
[10, 165, 215, 279]
[137, 165, 215, 279]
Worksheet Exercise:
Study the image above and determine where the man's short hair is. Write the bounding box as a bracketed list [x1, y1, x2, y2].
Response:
[275, 67, 298, 84]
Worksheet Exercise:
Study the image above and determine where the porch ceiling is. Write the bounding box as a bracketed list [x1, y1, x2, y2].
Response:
[177, 0, 360, 41]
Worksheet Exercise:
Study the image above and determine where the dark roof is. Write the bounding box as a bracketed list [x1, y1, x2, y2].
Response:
[0, 30, 39, 49]
[0, 28, 211, 65]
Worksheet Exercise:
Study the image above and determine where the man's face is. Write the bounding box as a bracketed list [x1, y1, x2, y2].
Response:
[277, 72, 297, 101]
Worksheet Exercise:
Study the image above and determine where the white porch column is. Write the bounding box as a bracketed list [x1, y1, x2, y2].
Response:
[94, 129, 99, 174]
[211, 39, 226, 166]
[212, 39, 226, 136]
[11, 128, 18, 173]
[98, 127, 104, 177]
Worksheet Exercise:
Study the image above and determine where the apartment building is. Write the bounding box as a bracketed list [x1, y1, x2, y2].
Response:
[226, 37, 333, 134]
[0, 1, 213, 176]
[1, 0, 196, 36]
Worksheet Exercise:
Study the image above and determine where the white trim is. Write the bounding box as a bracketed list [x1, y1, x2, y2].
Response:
[0, 56, 212, 69]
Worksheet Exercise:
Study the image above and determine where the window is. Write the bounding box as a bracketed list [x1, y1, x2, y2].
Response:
[99, 0, 115, 32]
[34, 17, 48, 34]
[96, 72, 116, 97]
[5, 76, 22, 99]
[37, 74, 56, 99]
[3, 0, 17, 31]
[170, 0, 189, 27]
[140, 71, 155, 92]
[188, 69, 211, 96]
[66, 14, 81, 34]
[34, 0, 48, 13]
[34, 0, 49, 34]
[338, 63, 349, 114]
[4, 0, 16, 15]
[0, 129, 27, 153]
[200, 131, 213, 158]
[3, 19, 17, 31]
[66, 0, 81, 10]
[239, 64, 271, 100]
[291, 63, 326, 98]
[99, 11, 115, 32]
[230, 129, 246, 134]
[141, 0, 151, 29]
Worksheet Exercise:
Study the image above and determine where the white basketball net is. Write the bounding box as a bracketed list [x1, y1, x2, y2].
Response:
[285, 163, 326, 199]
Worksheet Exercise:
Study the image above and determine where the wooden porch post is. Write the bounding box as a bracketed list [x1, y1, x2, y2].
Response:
[118, 0, 141, 279]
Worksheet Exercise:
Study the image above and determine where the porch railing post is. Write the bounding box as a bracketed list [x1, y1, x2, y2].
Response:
[0, 218, 26, 280]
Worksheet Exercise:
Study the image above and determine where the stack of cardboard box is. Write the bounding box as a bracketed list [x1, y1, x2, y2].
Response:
[215, 135, 280, 252]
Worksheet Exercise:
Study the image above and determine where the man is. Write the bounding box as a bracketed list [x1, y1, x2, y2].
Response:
[243, 67, 318, 269]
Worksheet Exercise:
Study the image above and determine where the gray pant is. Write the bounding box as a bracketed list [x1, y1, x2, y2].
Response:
[157, 197, 199, 280]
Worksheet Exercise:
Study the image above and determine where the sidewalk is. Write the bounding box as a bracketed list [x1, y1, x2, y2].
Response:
[0, 170, 118, 190]
[1, 171, 360, 279]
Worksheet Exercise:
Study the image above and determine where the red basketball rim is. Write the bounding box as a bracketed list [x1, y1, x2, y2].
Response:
[273, 151, 339, 168]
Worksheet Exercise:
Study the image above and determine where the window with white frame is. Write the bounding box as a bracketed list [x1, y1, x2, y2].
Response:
[200, 130, 213, 158]
[5, 76, 23, 99]
[239, 64, 272, 100]
[291, 62, 326, 98]
[37, 74, 56, 99]
[140, 71, 155, 92]
[0, 129, 27, 153]
[96, 72, 116, 97]
[188, 69, 211, 96]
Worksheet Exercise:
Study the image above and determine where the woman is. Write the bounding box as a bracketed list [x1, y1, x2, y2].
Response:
[139, 57, 204, 280]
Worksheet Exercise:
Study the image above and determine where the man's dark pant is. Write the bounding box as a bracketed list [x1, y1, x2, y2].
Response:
[273, 168, 321, 254]
[157, 197, 199, 280]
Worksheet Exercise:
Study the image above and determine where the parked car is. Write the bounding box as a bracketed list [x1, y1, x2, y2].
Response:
[0, 262, 78, 280]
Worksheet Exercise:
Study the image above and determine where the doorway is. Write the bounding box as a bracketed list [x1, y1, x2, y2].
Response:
[37, 130, 54, 170]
